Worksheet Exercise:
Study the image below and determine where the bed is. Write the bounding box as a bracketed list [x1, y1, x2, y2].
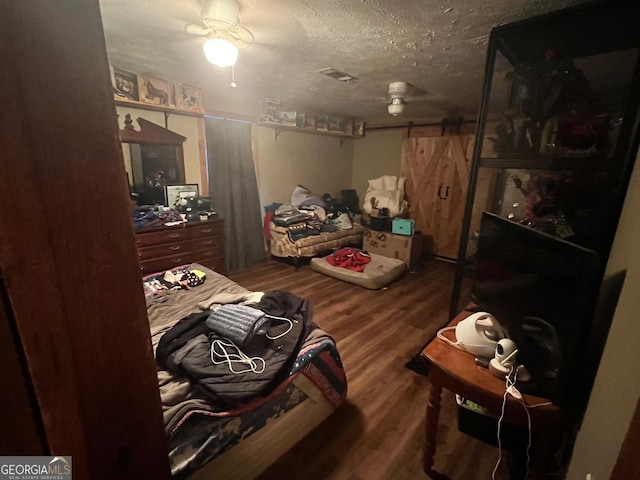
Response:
[144, 264, 347, 479]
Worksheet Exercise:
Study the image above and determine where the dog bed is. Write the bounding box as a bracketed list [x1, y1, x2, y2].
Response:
[310, 252, 406, 290]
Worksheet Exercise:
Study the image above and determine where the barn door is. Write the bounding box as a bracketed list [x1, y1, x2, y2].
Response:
[401, 135, 474, 260]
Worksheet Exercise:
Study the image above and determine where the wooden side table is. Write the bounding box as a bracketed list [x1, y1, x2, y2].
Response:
[421, 309, 564, 477]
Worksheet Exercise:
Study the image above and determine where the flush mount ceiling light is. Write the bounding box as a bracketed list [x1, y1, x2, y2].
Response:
[203, 37, 238, 67]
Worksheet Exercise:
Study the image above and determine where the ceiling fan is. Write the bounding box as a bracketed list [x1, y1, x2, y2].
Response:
[384, 81, 430, 116]
[185, 0, 255, 68]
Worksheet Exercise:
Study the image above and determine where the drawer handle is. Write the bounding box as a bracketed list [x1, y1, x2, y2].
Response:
[201, 240, 213, 245]
[169, 245, 181, 252]
[171, 257, 184, 263]
[169, 233, 180, 239]
[200, 228, 212, 233]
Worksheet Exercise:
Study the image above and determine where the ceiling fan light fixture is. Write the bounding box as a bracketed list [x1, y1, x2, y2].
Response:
[388, 97, 404, 116]
[203, 37, 238, 67]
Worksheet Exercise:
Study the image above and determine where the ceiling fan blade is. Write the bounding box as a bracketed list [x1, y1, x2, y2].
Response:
[186, 23, 210, 36]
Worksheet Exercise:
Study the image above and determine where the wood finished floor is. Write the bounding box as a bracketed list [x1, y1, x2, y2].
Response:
[228, 257, 514, 480]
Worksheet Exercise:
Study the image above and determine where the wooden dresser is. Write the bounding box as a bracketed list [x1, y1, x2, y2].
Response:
[135, 219, 225, 275]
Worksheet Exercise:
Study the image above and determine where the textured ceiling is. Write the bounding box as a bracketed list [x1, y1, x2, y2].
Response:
[100, 0, 590, 126]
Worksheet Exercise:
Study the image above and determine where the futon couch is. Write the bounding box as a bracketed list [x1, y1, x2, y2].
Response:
[269, 222, 364, 260]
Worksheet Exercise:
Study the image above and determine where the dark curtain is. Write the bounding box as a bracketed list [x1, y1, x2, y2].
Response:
[205, 117, 265, 271]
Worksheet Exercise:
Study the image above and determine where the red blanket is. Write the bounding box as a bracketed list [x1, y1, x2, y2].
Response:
[325, 247, 371, 272]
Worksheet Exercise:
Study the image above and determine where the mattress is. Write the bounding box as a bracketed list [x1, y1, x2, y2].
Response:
[310, 252, 407, 289]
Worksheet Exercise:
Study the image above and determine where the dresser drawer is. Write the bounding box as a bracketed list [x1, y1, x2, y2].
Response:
[192, 245, 224, 261]
[134, 220, 225, 275]
[137, 240, 191, 261]
[191, 236, 223, 251]
[135, 228, 189, 247]
[190, 222, 223, 238]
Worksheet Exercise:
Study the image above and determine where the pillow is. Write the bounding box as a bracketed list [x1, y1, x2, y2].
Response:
[367, 177, 385, 191]
[291, 185, 325, 207]
[381, 175, 398, 191]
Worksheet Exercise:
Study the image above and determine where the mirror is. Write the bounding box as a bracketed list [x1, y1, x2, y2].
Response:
[119, 114, 186, 205]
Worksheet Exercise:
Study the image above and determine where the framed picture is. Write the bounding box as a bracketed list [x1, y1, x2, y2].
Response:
[279, 111, 297, 126]
[111, 66, 139, 102]
[177, 84, 204, 112]
[328, 115, 344, 133]
[139, 74, 174, 107]
[164, 184, 199, 208]
[259, 97, 280, 124]
[296, 113, 306, 128]
[305, 115, 317, 129]
[316, 115, 329, 131]
[353, 120, 366, 136]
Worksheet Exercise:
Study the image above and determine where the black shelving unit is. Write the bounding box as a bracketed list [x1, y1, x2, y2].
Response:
[450, 1, 640, 318]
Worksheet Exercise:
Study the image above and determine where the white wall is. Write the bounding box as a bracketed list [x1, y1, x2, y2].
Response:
[567, 149, 640, 479]
[253, 126, 355, 208]
[115, 105, 203, 190]
[351, 129, 404, 206]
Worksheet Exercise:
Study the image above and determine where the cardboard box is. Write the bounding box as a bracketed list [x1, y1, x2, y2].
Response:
[392, 218, 415, 236]
[363, 228, 423, 266]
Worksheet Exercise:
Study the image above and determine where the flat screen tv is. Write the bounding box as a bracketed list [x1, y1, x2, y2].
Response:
[472, 212, 602, 406]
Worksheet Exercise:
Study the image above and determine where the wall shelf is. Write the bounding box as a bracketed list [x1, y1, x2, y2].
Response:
[114, 99, 204, 118]
[257, 122, 365, 146]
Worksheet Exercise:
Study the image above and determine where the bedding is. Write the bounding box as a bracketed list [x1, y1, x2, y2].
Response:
[144, 264, 347, 478]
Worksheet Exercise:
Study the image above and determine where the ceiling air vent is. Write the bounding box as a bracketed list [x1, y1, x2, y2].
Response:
[317, 67, 357, 82]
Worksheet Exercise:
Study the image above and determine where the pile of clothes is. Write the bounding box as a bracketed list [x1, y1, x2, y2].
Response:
[265, 185, 356, 243]
[133, 205, 184, 230]
[142, 266, 207, 297]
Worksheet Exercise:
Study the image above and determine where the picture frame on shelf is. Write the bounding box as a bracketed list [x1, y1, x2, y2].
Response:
[177, 84, 204, 112]
[316, 115, 329, 131]
[328, 115, 345, 133]
[305, 115, 317, 129]
[343, 120, 354, 136]
[139, 74, 174, 107]
[279, 111, 297, 126]
[353, 120, 366, 136]
[259, 97, 280, 124]
[111, 66, 139, 102]
[296, 113, 306, 128]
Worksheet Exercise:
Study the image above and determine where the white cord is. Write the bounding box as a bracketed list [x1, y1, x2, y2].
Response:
[492, 367, 512, 480]
[491, 366, 553, 480]
[210, 339, 265, 374]
[264, 314, 294, 340]
[437, 325, 497, 356]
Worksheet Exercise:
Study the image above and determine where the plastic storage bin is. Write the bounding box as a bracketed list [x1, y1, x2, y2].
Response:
[392, 218, 415, 236]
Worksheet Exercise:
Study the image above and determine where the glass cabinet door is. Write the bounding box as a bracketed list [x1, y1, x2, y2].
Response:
[451, 2, 640, 317]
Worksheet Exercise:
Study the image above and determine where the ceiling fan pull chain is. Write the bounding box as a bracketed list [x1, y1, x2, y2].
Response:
[231, 64, 237, 88]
